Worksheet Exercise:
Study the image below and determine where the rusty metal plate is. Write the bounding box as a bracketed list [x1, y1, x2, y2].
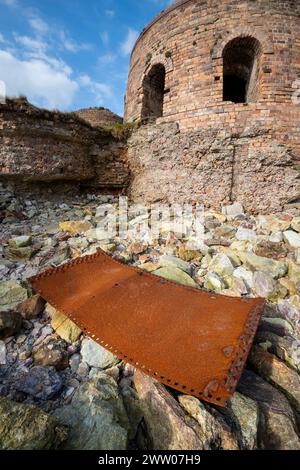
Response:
[29, 249, 265, 407]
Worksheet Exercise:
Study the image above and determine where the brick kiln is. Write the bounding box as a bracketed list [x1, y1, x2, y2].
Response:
[125, 0, 300, 212]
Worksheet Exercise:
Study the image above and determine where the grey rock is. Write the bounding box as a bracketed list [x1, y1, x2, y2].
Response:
[238, 371, 300, 450]
[81, 338, 119, 369]
[254, 330, 300, 371]
[249, 347, 300, 413]
[54, 372, 129, 450]
[16, 366, 64, 400]
[228, 392, 259, 449]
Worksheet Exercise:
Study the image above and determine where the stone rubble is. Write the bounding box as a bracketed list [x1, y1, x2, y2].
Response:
[0, 182, 299, 450]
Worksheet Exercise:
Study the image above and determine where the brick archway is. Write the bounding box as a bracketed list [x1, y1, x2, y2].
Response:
[222, 36, 263, 103]
[211, 27, 274, 60]
[140, 53, 173, 88]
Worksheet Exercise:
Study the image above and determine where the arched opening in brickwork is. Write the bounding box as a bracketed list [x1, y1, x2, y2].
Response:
[141, 64, 166, 120]
[222, 36, 262, 103]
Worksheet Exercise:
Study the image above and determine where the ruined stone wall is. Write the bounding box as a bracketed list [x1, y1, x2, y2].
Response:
[0, 99, 129, 189]
[127, 123, 300, 214]
[75, 107, 123, 128]
[125, 0, 300, 163]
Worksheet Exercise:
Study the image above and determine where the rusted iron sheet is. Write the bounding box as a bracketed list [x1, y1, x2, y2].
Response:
[29, 249, 265, 407]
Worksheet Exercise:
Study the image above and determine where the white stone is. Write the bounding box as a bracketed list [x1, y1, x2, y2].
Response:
[0, 340, 6, 365]
[236, 228, 257, 241]
[283, 230, 300, 249]
[222, 203, 244, 219]
[269, 231, 283, 243]
[233, 266, 254, 289]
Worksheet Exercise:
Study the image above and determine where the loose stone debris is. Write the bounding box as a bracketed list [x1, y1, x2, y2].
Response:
[0, 182, 299, 450]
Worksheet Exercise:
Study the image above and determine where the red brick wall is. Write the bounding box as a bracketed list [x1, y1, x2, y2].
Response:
[125, 0, 300, 162]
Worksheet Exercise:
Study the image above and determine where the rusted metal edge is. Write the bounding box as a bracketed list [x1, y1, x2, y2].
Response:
[29, 248, 265, 407]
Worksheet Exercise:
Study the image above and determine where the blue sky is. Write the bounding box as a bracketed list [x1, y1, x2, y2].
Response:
[0, 0, 173, 115]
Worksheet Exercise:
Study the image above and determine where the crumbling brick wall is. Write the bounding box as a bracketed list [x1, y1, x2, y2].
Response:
[127, 122, 300, 214]
[125, 0, 300, 164]
[0, 99, 129, 188]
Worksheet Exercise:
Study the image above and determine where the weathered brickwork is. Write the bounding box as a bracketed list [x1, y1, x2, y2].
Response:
[125, 0, 300, 163]
[75, 107, 123, 128]
[127, 122, 300, 214]
[0, 99, 129, 188]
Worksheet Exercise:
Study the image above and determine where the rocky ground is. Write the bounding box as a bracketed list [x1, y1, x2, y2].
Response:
[0, 182, 300, 450]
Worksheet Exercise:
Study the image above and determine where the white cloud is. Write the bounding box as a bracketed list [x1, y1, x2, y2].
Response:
[79, 74, 113, 105]
[1, 0, 18, 6]
[105, 10, 115, 18]
[0, 49, 78, 108]
[0, 33, 5, 43]
[28, 15, 49, 35]
[58, 30, 92, 53]
[100, 31, 109, 45]
[121, 28, 139, 56]
[14, 34, 47, 52]
[98, 53, 116, 65]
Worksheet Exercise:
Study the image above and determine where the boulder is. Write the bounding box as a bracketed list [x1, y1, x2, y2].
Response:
[238, 371, 300, 450]
[237, 252, 288, 279]
[0, 398, 66, 450]
[228, 392, 259, 450]
[0, 280, 28, 311]
[248, 347, 300, 413]
[134, 371, 204, 450]
[54, 372, 129, 450]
